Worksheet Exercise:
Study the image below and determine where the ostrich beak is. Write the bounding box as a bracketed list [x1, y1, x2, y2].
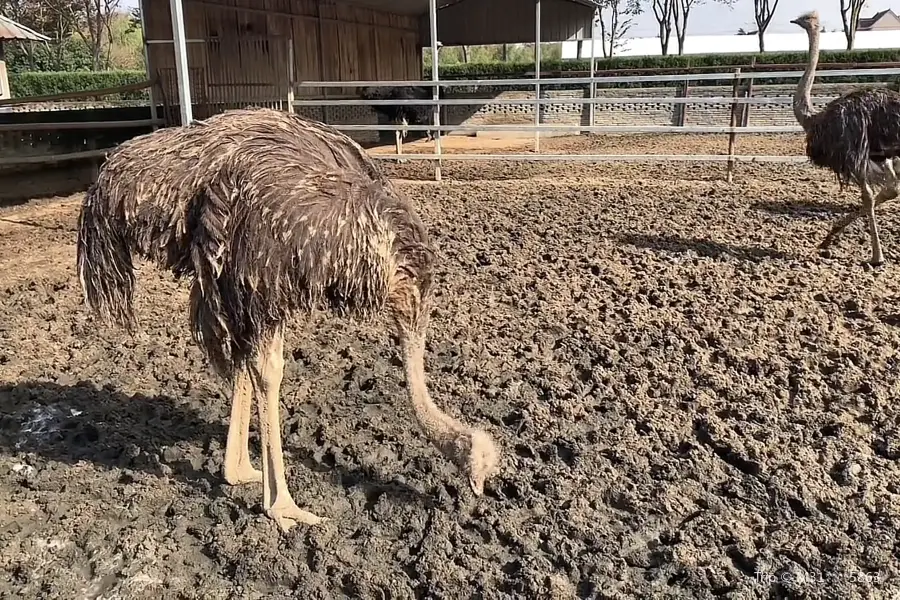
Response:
[789, 18, 799, 25]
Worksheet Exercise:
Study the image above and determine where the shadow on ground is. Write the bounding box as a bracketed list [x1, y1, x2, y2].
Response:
[616, 232, 792, 262]
[0, 380, 427, 503]
[750, 199, 854, 218]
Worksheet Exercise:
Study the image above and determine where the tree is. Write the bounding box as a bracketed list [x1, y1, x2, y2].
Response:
[0, 0, 83, 68]
[649, 0, 674, 55]
[839, 0, 868, 50]
[672, 0, 734, 54]
[648, 0, 735, 56]
[596, 0, 641, 58]
[68, 0, 123, 70]
[753, 0, 780, 52]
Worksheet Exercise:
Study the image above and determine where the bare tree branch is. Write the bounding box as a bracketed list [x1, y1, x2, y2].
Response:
[649, 0, 674, 56]
[840, 0, 869, 50]
[597, 0, 641, 58]
[753, 0, 781, 52]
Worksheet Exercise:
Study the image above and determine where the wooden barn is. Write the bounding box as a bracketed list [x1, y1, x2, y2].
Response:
[140, 0, 599, 141]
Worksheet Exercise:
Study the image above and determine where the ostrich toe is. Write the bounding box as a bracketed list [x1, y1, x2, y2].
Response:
[267, 497, 328, 532]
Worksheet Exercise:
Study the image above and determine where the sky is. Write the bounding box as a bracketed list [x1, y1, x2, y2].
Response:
[118, 0, 898, 39]
[628, 0, 898, 38]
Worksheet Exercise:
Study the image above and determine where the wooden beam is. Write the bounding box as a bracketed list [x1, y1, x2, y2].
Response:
[188, 0, 420, 34]
[0, 79, 155, 107]
[0, 119, 163, 132]
[0, 148, 112, 166]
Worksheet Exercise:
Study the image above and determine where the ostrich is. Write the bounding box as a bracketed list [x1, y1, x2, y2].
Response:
[76, 107, 499, 532]
[360, 86, 437, 154]
[790, 11, 900, 265]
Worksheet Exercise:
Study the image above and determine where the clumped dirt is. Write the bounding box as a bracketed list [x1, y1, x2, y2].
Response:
[2, 135, 900, 599]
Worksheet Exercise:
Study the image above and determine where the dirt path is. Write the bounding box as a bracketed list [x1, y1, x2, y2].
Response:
[2, 144, 900, 599]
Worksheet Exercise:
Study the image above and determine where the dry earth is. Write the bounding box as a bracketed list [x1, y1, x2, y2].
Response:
[1, 134, 900, 599]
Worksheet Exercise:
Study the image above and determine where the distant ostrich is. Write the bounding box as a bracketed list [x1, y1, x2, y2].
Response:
[790, 11, 900, 265]
[76, 107, 499, 532]
[360, 86, 437, 153]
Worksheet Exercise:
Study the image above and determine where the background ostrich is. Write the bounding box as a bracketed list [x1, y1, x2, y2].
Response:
[360, 86, 437, 153]
[790, 11, 900, 265]
[76, 107, 499, 532]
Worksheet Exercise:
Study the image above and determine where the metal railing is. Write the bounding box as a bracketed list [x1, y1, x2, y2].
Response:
[295, 67, 900, 88]
[0, 79, 162, 167]
[287, 66, 900, 180]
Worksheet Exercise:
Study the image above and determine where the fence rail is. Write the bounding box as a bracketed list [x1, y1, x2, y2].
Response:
[295, 67, 900, 89]
[0, 78, 160, 168]
[330, 124, 803, 134]
[367, 153, 809, 163]
[295, 96, 805, 107]
[287, 65, 900, 181]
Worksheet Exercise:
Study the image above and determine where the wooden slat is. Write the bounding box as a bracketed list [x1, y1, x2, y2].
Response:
[0, 79, 154, 107]
[0, 119, 163, 132]
[145, 0, 423, 120]
[0, 148, 112, 166]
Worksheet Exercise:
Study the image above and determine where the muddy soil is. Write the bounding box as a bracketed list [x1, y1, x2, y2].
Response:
[2, 136, 900, 599]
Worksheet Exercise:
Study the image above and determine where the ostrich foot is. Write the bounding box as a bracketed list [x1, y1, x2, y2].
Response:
[224, 464, 262, 486]
[266, 496, 327, 532]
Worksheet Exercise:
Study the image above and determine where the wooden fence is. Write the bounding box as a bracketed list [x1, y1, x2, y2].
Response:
[0, 79, 163, 168]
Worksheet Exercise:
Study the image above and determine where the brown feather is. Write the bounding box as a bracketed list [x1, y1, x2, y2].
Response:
[76, 107, 433, 377]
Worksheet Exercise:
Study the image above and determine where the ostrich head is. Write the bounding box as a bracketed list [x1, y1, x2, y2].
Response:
[790, 11, 819, 32]
[444, 428, 500, 495]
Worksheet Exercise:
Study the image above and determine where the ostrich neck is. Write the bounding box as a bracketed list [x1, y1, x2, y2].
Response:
[401, 332, 468, 453]
[794, 28, 820, 129]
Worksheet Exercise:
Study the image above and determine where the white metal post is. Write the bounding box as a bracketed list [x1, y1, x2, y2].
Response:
[428, 0, 442, 181]
[588, 8, 597, 132]
[534, 0, 541, 152]
[169, 0, 193, 126]
[286, 38, 295, 114]
[138, 0, 158, 129]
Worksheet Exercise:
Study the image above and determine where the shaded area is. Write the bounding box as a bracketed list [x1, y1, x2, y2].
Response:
[750, 199, 855, 218]
[0, 380, 225, 485]
[616, 232, 792, 262]
[0, 380, 427, 504]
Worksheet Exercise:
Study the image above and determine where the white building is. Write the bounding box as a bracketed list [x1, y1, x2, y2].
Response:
[562, 29, 900, 59]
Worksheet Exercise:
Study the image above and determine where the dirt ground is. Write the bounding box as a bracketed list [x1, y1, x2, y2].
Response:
[2, 133, 900, 599]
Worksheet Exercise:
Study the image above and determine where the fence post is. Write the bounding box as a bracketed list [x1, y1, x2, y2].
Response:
[676, 79, 689, 126]
[428, 0, 442, 181]
[726, 68, 741, 184]
[286, 38, 295, 114]
[534, 0, 542, 153]
[588, 7, 597, 134]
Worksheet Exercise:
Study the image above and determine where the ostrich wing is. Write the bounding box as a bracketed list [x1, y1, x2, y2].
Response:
[805, 88, 900, 186]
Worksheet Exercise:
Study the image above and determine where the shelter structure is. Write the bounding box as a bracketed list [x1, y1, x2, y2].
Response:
[140, 0, 599, 137]
[0, 14, 49, 100]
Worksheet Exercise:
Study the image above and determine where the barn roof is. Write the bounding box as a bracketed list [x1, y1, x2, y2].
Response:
[339, 0, 598, 16]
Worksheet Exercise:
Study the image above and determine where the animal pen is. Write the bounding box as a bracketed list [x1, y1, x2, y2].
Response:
[3, 0, 900, 186]
[140, 0, 900, 181]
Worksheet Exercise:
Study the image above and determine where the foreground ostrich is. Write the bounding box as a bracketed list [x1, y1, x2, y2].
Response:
[360, 86, 436, 153]
[76, 107, 499, 531]
[791, 11, 900, 265]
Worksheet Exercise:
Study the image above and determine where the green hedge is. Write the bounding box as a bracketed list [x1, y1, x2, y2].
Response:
[435, 49, 900, 78]
[9, 70, 149, 100]
[9, 48, 900, 100]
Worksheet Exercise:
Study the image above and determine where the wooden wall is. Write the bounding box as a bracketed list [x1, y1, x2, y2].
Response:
[142, 0, 422, 122]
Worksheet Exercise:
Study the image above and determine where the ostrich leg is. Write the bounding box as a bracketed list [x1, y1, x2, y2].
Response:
[251, 326, 326, 531]
[820, 163, 900, 258]
[819, 187, 898, 252]
[862, 182, 885, 265]
[223, 367, 262, 485]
